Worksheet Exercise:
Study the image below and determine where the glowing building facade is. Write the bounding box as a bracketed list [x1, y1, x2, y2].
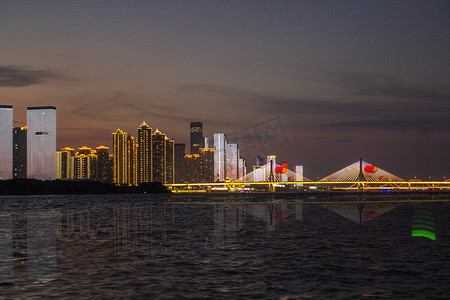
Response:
[78, 146, 91, 155]
[190, 122, 203, 154]
[165, 138, 174, 184]
[214, 133, 226, 182]
[27, 106, 56, 180]
[203, 137, 209, 151]
[138, 121, 152, 184]
[200, 148, 214, 182]
[226, 144, 239, 181]
[0, 105, 13, 180]
[13, 126, 27, 179]
[184, 148, 214, 183]
[127, 135, 138, 186]
[56, 148, 73, 179]
[96, 146, 110, 182]
[238, 158, 246, 182]
[184, 154, 198, 183]
[73, 154, 90, 179]
[152, 129, 166, 183]
[295, 165, 303, 181]
[113, 129, 128, 185]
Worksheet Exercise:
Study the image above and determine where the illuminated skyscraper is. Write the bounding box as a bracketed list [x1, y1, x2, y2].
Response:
[76, 146, 97, 179]
[87, 152, 98, 179]
[109, 154, 114, 182]
[174, 143, 185, 183]
[226, 144, 239, 181]
[73, 154, 90, 179]
[56, 147, 73, 179]
[238, 158, 246, 182]
[256, 156, 266, 167]
[184, 148, 214, 183]
[214, 133, 226, 182]
[295, 165, 303, 186]
[96, 146, 110, 182]
[184, 155, 193, 182]
[77, 146, 91, 155]
[0, 105, 13, 180]
[204, 137, 209, 150]
[165, 138, 174, 184]
[62, 147, 75, 156]
[137, 121, 152, 184]
[190, 122, 203, 154]
[13, 126, 27, 179]
[27, 106, 56, 180]
[200, 147, 214, 182]
[184, 154, 200, 183]
[152, 129, 166, 183]
[113, 129, 128, 185]
[127, 135, 138, 186]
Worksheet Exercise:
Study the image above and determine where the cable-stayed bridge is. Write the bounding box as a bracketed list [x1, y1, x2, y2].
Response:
[166, 160, 450, 193]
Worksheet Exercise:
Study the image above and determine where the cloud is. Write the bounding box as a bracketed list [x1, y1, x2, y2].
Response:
[178, 80, 450, 132]
[325, 117, 450, 132]
[306, 68, 450, 103]
[70, 91, 196, 123]
[0, 65, 64, 87]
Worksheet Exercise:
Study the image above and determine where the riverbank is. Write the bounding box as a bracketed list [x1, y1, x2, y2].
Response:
[0, 179, 170, 195]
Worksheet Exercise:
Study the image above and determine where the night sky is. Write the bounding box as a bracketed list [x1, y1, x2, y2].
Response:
[1, 1, 449, 180]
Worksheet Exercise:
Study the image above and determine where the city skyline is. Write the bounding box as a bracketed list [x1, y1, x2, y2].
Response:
[1, 1, 449, 179]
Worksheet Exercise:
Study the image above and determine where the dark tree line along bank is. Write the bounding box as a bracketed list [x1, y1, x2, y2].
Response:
[0, 179, 170, 195]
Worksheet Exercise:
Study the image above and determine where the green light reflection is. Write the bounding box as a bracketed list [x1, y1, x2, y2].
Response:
[411, 203, 436, 241]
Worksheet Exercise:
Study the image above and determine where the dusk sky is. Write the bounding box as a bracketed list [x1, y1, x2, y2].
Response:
[1, 1, 449, 179]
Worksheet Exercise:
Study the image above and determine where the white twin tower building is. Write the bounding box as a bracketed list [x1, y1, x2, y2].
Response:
[0, 105, 56, 180]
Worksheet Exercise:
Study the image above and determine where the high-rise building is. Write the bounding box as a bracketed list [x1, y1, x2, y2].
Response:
[174, 143, 185, 183]
[238, 158, 246, 182]
[77, 146, 91, 155]
[226, 144, 239, 181]
[73, 154, 90, 179]
[62, 147, 75, 156]
[200, 148, 214, 182]
[56, 147, 73, 179]
[96, 146, 110, 182]
[184, 154, 195, 183]
[109, 154, 114, 182]
[113, 129, 128, 185]
[295, 165, 303, 185]
[75, 146, 97, 179]
[13, 126, 27, 179]
[87, 152, 98, 179]
[184, 148, 215, 183]
[27, 106, 56, 180]
[152, 129, 166, 183]
[184, 154, 201, 183]
[256, 156, 266, 167]
[0, 105, 13, 180]
[165, 138, 174, 184]
[127, 135, 138, 186]
[214, 133, 226, 182]
[137, 121, 152, 184]
[190, 122, 203, 155]
[204, 137, 209, 150]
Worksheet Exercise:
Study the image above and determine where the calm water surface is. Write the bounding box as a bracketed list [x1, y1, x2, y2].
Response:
[0, 193, 449, 299]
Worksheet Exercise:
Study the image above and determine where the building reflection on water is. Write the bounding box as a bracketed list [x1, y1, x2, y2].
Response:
[0, 193, 447, 285]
